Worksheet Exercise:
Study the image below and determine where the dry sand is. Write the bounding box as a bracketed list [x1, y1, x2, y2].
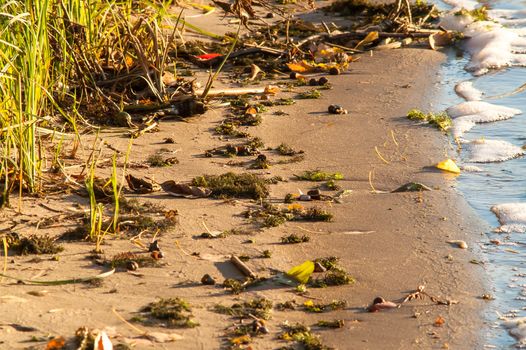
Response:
[0, 6, 489, 350]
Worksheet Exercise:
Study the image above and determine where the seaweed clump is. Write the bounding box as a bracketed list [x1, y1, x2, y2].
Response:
[310, 256, 355, 288]
[244, 203, 333, 228]
[192, 172, 269, 199]
[6, 233, 64, 255]
[107, 251, 160, 269]
[303, 299, 347, 313]
[295, 170, 343, 181]
[137, 298, 199, 328]
[213, 298, 273, 320]
[407, 109, 452, 131]
[279, 323, 332, 350]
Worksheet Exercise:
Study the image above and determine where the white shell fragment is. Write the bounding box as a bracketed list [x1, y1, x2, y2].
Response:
[447, 240, 468, 249]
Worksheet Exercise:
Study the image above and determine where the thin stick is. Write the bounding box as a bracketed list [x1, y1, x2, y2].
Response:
[231, 255, 257, 278]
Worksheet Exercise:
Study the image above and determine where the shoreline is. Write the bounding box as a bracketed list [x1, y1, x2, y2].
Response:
[0, 6, 491, 349]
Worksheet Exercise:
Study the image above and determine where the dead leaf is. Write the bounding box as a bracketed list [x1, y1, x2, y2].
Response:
[94, 331, 113, 350]
[160, 181, 211, 199]
[46, 337, 65, 350]
[126, 174, 159, 194]
[27, 290, 49, 297]
[263, 85, 279, 95]
[146, 331, 183, 343]
[355, 31, 379, 50]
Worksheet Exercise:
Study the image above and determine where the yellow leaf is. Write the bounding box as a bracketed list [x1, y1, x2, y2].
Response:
[286, 61, 316, 73]
[304, 300, 314, 307]
[287, 260, 315, 284]
[436, 159, 460, 174]
[355, 31, 379, 50]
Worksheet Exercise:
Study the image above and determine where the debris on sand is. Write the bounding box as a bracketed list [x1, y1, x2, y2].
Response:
[5, 233, 64, 255]
[294, 170, 344, 181]
[137, 298, 199, 328]
[192, 172, 270, 199]
[279, 323, 332, 350]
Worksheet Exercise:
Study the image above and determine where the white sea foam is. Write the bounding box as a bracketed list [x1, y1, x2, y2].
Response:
[461, 165, 483, 172]
[463, 139, 525, 163]
[454, 81, 482, 101]
[451, 109, 519, 138]
[491, 203, 526, 233]
[439, 11, 526, 75]
[446, 101, 522, 118]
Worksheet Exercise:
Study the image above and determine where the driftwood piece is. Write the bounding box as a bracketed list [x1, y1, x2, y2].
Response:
[230, 255, 257, 279]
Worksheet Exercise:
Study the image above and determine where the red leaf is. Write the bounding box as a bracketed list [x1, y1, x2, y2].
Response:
[195, 53, 222, 60]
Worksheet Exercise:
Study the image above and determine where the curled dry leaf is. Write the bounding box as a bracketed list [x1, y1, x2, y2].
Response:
[248, 64, 262, 81]
[94, 331, 113, 350]
[126, 174, 160, 194]
[161, 180, 212, 199]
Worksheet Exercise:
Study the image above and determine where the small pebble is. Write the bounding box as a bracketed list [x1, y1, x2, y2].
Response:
[318, 77, 329, 85]
[308, 78, 318, 86]
[201, 274, 216, 285]
[328, 104, 348, 114]
[329, 67, 340, 75]
[126, 261, 139, 271]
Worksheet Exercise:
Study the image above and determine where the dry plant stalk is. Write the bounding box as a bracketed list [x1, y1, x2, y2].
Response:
[401, 285, 458, 306]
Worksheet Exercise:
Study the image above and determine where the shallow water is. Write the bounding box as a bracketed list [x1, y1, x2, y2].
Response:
[434, 1, 526, 347]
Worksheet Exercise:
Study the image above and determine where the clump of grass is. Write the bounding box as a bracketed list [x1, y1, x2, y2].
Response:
[8, 234, 64, 255]
[317, 320, 345, 328]
[407, 109, 452, 131]
[192, 172, 270, 199]
[223, 278, 246, 294]
[279, 323, 331, 350]
[314, 256, 340, 270]
[261, 98, 296, 106]
[295, 170, 344, 181]
[138, 298, 199, 328]
[298, 89, 322, 99]
[303, 299, 347, 313]
[281, 234, 310, 244]
[300, 207, 333, 221]
[213, 298, 273, 320]
[261, 249, 272, 258]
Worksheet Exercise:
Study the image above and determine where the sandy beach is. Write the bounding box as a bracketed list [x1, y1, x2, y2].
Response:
[0, 3, 489, 349]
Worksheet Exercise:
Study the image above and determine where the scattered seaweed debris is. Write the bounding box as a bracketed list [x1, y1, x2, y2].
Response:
[407, 109, 452, 131]
[6, 233, 64, 255]
[279, 323, 332, 350]
[137, 298, 199, 328]
[214, 298, 273, 320]
[317, 320, 345, 329]
[251, 154, 271, 169]
[281, 234, 310, 244]
[276, 143, 304, 156]
[455, 6, 489, 21]
[295, 170, 344, 181]
[303, 300, 347, 313]
[192, 172, 270, 199]
[244, 203, 333, 228]
[275, 300, 297, 311]
[146, 153, 179, 167]
[310, 257, 355, 288]
[215, 122, 250, 138]
[298, 89, 322, 99]
[222, 278, 266, 294]
[105, 251, 160, 270]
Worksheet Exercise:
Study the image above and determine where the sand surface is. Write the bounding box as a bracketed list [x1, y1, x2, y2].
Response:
[0, 4, 488, 350]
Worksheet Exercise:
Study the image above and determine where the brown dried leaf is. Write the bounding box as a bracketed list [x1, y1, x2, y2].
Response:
[160, 181, 212, 199]
[126, 174, 159, 194]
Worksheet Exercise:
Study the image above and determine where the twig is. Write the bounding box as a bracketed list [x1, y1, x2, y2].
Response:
[231, 255, 257, 278]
